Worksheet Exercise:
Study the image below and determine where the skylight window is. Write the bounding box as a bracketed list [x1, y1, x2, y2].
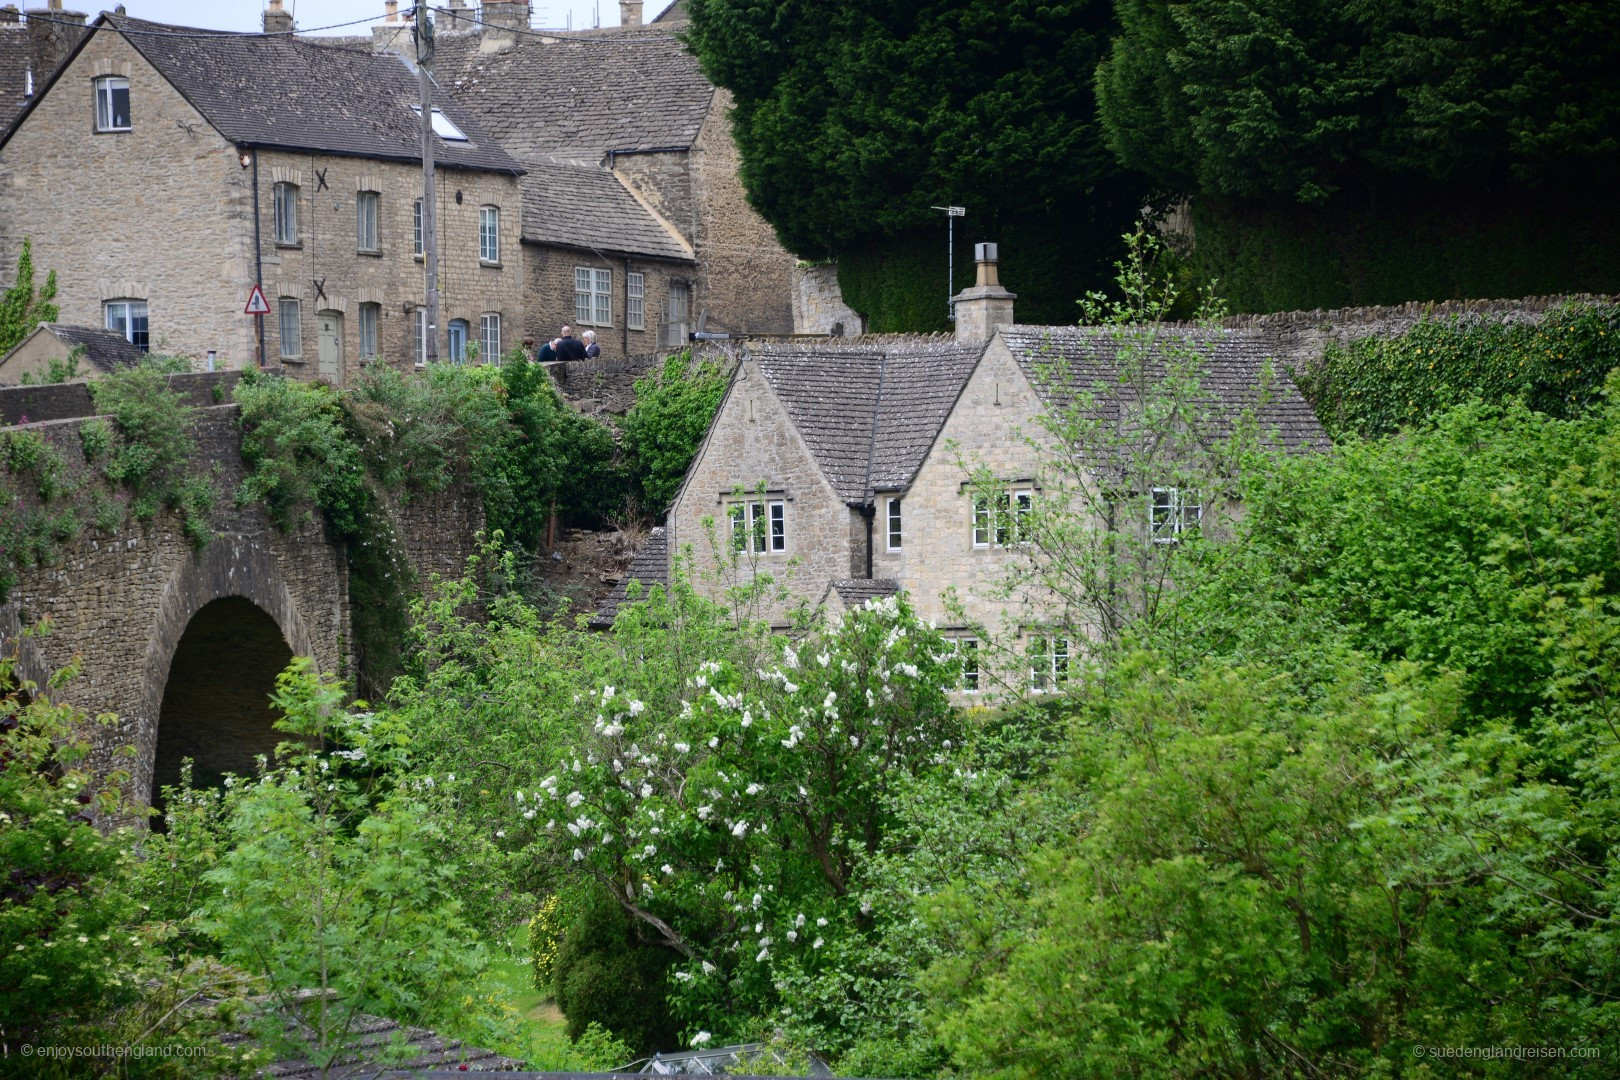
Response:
[411, 106, 468, 142]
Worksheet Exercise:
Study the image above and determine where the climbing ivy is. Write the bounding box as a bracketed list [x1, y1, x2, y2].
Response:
[1296, 301, 1620, 440]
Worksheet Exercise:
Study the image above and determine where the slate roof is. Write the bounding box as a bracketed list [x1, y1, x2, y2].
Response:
[830, 579, 900, 608]
[749, 339, 985, 503]
[220, 1008, 528, 1077]
[37, 323, 145, 373]
[434, 27, 713, 162]
[24, 15, 522, 173]
[521, 162, 693, 260]
[999, 325, 1330, 455]
[590, 526, 669, 627]
[0, 24, 26, 132]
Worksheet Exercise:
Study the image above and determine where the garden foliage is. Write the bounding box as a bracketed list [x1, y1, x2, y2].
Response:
[621, 351, 729, 513]
[0, 238, 58, 357]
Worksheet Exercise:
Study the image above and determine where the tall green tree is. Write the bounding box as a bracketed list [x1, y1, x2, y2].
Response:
[684, 0, 1143, 328]
[0, 238, 59, 356]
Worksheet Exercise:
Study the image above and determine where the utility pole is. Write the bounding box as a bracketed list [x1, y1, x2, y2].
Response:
[416, 0, 440, 364]
[932, 205, 966, 322]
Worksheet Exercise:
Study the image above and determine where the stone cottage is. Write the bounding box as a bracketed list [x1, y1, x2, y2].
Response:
[0, 321, 143, 383]
[610, 246, 1328, 694]
[0, 10, 525, 379]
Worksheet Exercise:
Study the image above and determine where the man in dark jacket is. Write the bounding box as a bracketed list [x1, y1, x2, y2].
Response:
[553, 325, 588, 362]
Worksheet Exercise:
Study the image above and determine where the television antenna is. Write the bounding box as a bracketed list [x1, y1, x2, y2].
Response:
[932, 205, 966, 322]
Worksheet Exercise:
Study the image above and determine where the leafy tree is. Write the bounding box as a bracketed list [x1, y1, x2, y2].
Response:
[0, 238, 58, 357]
[1097, 0, 1620, 205]
[621, 351, 729, 514]
[684, 0, 1142, 327]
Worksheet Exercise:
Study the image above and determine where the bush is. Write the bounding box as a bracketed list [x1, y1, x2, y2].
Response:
[1298, 301, 1620, 439]
[621, 351, 728, 514]
[92, 361, 214, 543]
[552, 886, 680, 1055]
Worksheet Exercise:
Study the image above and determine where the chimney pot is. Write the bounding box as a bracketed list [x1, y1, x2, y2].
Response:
[952, 240, 1016, 343]
[385, 0, 398, 21]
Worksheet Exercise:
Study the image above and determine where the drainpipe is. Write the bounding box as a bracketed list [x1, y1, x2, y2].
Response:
[250, 147, 266, 367]
[623, 255, 631, 355]
[861, 503, 875, 578]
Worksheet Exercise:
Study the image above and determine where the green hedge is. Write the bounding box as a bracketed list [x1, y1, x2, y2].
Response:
[1192, 181, 1620, 314]
[1298, 302, 1620, 440]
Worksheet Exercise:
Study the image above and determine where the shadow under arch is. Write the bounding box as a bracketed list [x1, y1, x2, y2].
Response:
[138, 535, 318, 811]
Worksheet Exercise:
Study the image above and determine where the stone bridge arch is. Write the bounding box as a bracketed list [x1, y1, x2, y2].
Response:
[138, 535, 320, 809]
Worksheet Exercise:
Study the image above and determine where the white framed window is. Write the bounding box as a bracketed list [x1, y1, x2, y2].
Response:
[273, 182, 298, 245]
[626, 272, 645, 331]
[448, 318, 470, 363]
[971, 488, 1034, 548]
[951, 637, 980, 693]
[278, 298, 301, 358]
[412, 199, 423, 257]
[481, 313, 501, 363]
[886, 496, 903, 551]
[414, 308, 428, 366]
[574, 267, 612, 326]
[358, 302, 379, 359]
[1151, 487, 1201, 544]
[1028, 635, 1069, 692]
[412, 105, 468, 141]
[479, 206, 500, 263]
[103, 299, 149, 352]
[357, 191, 379, 252]
[93, 76, 130, 131]
[727, 499, 786, 554]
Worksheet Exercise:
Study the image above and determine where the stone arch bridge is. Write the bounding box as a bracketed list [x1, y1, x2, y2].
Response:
[0, 375, 480, 810]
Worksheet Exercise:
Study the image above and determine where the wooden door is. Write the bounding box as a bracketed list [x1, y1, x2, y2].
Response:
[316, 312, 343, 384]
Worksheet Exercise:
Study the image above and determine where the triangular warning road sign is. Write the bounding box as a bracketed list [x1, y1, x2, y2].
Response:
[244, 284, 271, 316]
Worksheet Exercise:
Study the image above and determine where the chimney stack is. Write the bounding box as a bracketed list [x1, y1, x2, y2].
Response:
[442, 0, 470, 31]
[951, 242, 1016, 343]
[619, 0, 642, 27]
[478, 0, 527, 53]
[262, 0, 293, 33]
[373, 2, 412, 54]
[24, 0, 86, 86]
[0, 6, 22, 26]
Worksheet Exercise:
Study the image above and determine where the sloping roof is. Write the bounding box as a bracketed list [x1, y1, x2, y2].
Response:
[830, 579, 900, 608]
[590, 526, 669, 627]
[0, 25, 27, 131]
[998, 325, 1330, 454]
[85, 15, 520, 173]
[39, 323, 146, 373]
[749, 338, 984, 503]
[521, 162, 693, 261]
[219, 1007, 527, 1077]
[434, 28, 713, 162]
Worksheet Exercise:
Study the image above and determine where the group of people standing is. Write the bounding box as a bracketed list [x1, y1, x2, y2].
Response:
[532, 325, 599, 362]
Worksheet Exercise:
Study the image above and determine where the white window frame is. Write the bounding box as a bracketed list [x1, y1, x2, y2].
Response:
[412, 199, 423, 257]
[358, 302, 380, 360]
[412, 105, 468, 142]
[886, 496, 903, 551]
[93, 75, 130, 131]
[481, 313, 501, 364]
[727, 499, 786, 554]
[626, 272, 645, 331]
[1028, 635, 1069, 692]
[103, 299, 149, 352]
[357, 190, 380, 252]
[971, 488, 1034, 548]
[278, 298, 301, 358]
[1151, 486, 1202, 544]
[413, 308, 429, 366]
[952, 637, 980, 694]
[574, 267, 612, 326]
[478, 205, 500, 263]
[273, 182, 299, 246]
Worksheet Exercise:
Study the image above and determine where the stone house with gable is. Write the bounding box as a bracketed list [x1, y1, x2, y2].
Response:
[425, 2, 809, 351]
[0, 10, 525, 378]
[615, 247, 1328, 694]
[0, 321, 142, 383]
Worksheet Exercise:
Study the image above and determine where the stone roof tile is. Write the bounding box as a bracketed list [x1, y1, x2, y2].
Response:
[830, 578, 900, 607]
[0, 25, 26, 132]
[102, 15, 521, 174]
[750, 340, 983, 504]
[590, 525, 669, 627]
[434, 28, 712, 162]
[41, 323, 145, 374]
[521, 161, 692, 260]
[998, 325, 1330, 454]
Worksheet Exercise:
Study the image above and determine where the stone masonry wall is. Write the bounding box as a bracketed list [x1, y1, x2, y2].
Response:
[0, 405, 348, 807]
[670, 359, 851, 624]
[792, 262, 864, 336]
[256, 149, 524, 380]
[522, 242, 690, 360]
[0, 370, 241, 425]
[0, 31, 259, 368]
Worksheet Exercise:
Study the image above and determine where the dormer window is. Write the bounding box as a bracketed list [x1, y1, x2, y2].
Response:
[411, 106, 467, 142]
[94, 76, 130, 131]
